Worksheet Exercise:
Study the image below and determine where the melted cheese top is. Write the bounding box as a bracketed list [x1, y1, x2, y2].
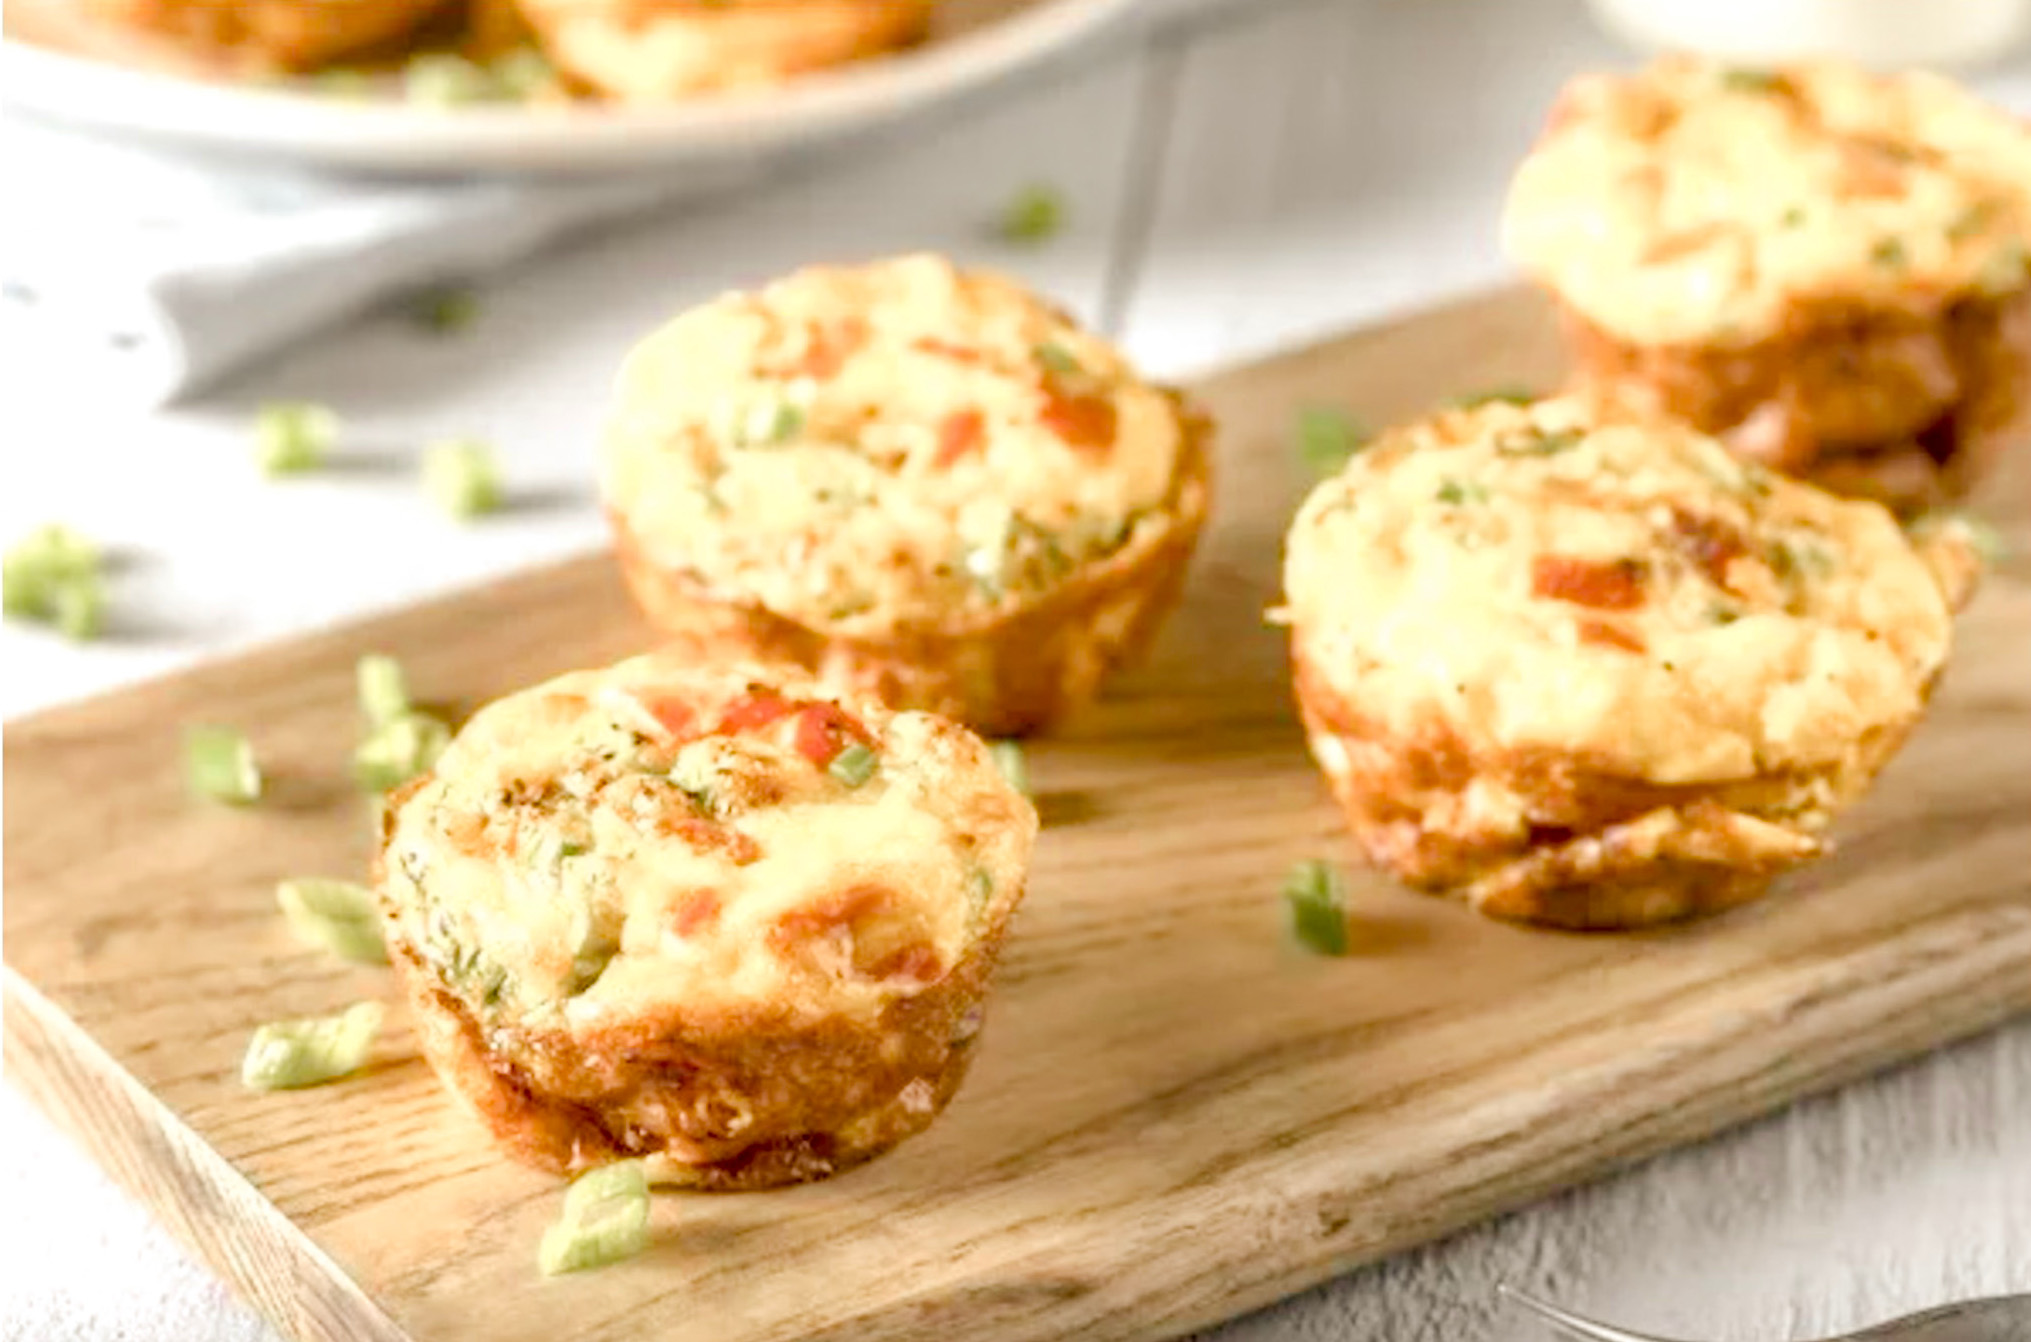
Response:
[601, 253, 1192, 629]
[1283, 398, 1959, 785]
[1502, 58, 2031, 345]
[379, 653, 1036, 1031]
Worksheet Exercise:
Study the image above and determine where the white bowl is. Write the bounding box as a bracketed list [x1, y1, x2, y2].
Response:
[0, 0, 1146, 176]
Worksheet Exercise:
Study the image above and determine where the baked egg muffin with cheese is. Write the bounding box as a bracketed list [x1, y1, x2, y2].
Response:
[1503, 57, 2031, 516]
[512, 0, 933, 103]
[1282, 397, 1980, 929]
[601, 254, 1213, 736]
[374, 652, 1036, 1189]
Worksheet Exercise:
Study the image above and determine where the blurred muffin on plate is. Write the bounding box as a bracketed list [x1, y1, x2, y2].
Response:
[602, 253, 1213, 736]
[511, 0, 935, 102]
[1281, 396, 1980, 929]
[1504, 57, 2031, 516]
[375, 651, 1036, 1189]
[77, 0, 450, 70]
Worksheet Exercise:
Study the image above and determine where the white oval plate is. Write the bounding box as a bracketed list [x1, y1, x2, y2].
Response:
[0, 0, 1145, 176]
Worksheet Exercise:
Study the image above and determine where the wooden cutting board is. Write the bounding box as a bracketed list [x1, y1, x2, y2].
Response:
[7, 287, 2030, 1342]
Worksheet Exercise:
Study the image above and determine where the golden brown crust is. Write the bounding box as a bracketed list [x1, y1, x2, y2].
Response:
[385, 905, 1010, 1190]
[1290, 651, 1918, 930]
[1558, 285, 2031, 515]
[78, 0, 447, 70]
[514, 0, 934, 103]
[612, 398, 1212, 736]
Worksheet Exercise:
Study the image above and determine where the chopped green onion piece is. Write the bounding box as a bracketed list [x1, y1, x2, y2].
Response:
[539, 1161, 652, 1276]
[492, 48, 556, 101]
[5, 525, 106, 631]
[240, 1001, 384, 1090]
[1780, 206, 1808, 229]
[49, 573, 105, 641]
[1296, 406, 1369, 477]
[422, 439, 504, 520]
[1436, 478, 1491, 505]
[989, 740, 1031, 797]
[353, 711, 452, 792]
[1503, 427, 1583, 456]
[255, 402, 337, 477]
[1871, 236, 1909, 270]
[404, 53, 502, 107]
[1447, 385, 1536, 410]
[410, 286, 479, 335]
[1719, 67, 1781, 93]
[1034, 342, 1081, 377]
[186, 726, 262, 805]
[278, 878, 388, 966]
[1283, 859, 1350, 956]
[356, 654, 411, 727]
[828, 742, 878, 788]
[997, 183, 1067, 245]
[745, 399, 805, 446]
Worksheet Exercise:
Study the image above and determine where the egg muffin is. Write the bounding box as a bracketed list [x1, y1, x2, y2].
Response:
[374, 652, 1036, 1189]
[1281, 397, 1980, 930]
[510, 0, 933, 103]
[601, 254, 1213, 737]
[1503, 58, 2031, 516]
[77, 0, 447, 71]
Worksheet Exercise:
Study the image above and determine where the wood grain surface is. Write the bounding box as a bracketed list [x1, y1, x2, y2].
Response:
[6, 287, 2030, 1342]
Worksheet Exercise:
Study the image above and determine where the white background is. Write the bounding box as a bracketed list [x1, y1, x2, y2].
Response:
[4, 0, 2030, 1338]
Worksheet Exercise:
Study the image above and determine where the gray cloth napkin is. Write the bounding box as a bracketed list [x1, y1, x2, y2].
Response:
[0, 114, 727, 406]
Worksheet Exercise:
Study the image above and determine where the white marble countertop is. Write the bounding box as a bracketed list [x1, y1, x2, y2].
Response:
[4, 1, 2030, 1338]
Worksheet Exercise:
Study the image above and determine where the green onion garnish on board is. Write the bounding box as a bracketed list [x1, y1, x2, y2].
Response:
[185, 725, 262, 805]
[538, 1161, 652, 1276]
[989, 741, 1031, 797]
[1283, 859, 1351, 956]
[240, 1001, 384, 1090]
[278, 879, 388, 966]
[1295, 406, 1369, 478]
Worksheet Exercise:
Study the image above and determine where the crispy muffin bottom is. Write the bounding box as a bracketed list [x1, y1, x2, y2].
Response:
[1291, 652, 1926, 930]
[518, 0, 933, 103]
[1558, 285, 2031, 516]
[79, 0, 446, 70]
[611, 404, 1212, 738]
[386, 895, 1016, 1190]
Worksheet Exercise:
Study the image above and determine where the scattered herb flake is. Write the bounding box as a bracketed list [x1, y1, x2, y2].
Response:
[1436, 478, 1491, 505]
[186, 725, 262, 805]
[1283, 859, 1350, 956]
[539, 1161, 651, 1276]
[827, 742, 878, 788]
[1871, 236, 1909, 270]
[1780, 206, 1807, 229]
[422, 439, 504, 520]
[1296, 406, 1369, 477]
[354, 711, 452, 792]
[356, 654, 411, 727]
[1719, 67, 1782, 93]
[997, 183, 1067, 246]
[989, 740, 1031, 797]
[410, 286, 479, 335]
[1034, 341, 1081, 377]
[240, 1001, 384, 1090]
[255, 402, 337, 477]
[278, 878, 388, 966]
